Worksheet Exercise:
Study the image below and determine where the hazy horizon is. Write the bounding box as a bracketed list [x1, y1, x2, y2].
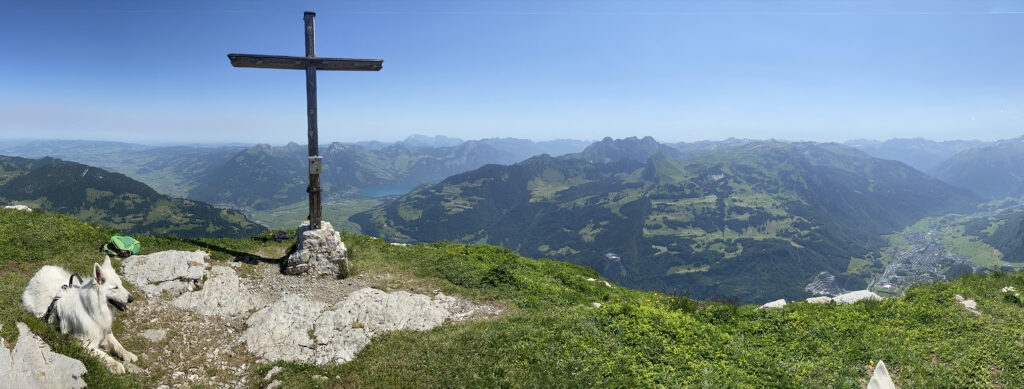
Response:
[1, 132, 1018, 149]
[3, 1, 1023, 144]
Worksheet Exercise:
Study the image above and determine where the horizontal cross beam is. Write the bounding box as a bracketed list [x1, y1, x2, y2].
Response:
[228, 54, 383, 71]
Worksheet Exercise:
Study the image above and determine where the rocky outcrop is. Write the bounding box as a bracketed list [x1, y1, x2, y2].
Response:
[758, 299, 787, 310]
[0, 325, 9, 389]
[122, 250, 208, 296]
[172, 266, 266, 317]
[5, 322, 87, 389]
[241, 294, 327, 363]
[832, 290, 883, 304]
[955, 294, 981, 315]
[283, 221, 349, 277]
[3, 205, 31, 212]
[242, 288, 465, 365]
[805, 296, 834, 304]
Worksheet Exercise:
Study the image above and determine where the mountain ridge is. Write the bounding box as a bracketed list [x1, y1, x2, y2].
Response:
[0, 155, 266, 239]
[352, 139, 978, 303]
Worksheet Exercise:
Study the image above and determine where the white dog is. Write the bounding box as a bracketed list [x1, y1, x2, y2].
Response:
[22, 256, 137, 373]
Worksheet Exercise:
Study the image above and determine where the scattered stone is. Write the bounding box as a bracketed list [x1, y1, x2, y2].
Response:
[140, 328, 168, 342]
[389, 242, 409, 247]
[603, 281, 612, 288]
[805, 296, 833, 304]
[3, 205, 31, 212]
[868, 360, 896, 389]
[312, 375, 327, 381]
[267, 380, 283, 389]
[122, 250, 208, 296]
[125, 362, 145, 374]
[586, 278, 596, 282]
[172, 266, 265, 317]
[592, 302, 602, 308]
[832, 290, 883, 305]
[758, 299, 786, 309]
[264, 366, 283, 381]
[283, 221, 349, 277]
[955, 294, 981, 315]
[9, 322, 87, 389]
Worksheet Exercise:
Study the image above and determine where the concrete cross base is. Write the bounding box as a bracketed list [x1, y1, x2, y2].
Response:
[283, 221, 349, 278]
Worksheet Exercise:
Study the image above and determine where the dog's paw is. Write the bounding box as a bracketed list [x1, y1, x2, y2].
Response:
[121, 350, 138, 363]
[107, 360, 126, 374]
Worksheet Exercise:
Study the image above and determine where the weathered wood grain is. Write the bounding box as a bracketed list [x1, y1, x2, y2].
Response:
[227, 54, 382, 71]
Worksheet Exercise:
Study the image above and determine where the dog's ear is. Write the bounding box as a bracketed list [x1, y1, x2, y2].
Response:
[93, 263, 105, 284]
[102, 255, 113, 270]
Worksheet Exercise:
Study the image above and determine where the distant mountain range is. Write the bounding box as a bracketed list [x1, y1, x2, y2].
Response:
[845, 138, 991, 172]
[8, 134, 1024, 301]
[927, 137, 1024, 200]
[188, 138, 593, 210]
[351, 138, 978, 303]
[0, 155, 266, 239]
[0, 137, 593, 211]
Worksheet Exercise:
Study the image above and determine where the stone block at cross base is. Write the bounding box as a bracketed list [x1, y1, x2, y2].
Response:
[283, 221, 349, 277]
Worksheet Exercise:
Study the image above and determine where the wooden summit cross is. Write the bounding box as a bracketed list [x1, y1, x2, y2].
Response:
[228, 11, 382, 230]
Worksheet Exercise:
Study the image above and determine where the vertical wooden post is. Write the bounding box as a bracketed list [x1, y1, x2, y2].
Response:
[304, 11, 322, 230]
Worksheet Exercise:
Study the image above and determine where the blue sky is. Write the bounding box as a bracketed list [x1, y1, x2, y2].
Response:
[1, 0, 1023, 144]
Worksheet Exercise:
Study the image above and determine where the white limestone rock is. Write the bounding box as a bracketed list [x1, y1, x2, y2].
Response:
[832, 290, 883, 305]
[283, 221, 349, 277]
[758, 299, 787, 309]
[805, 296, 834, 304]
[10, 322, 87, 389]
[172, 266, 265, 318]
[0, 325, 9, 389]
[867, 360, 896, 389]
[243, 288, 464, 365]
[312, 288, 455, 364]
[3, 205, 31, 212]
[955, 294, 981, 315]
[122, 250, 208, 296]
[242, 294, 328, 363]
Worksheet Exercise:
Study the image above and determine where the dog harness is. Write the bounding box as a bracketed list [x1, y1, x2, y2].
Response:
[42, 273, 84, 322]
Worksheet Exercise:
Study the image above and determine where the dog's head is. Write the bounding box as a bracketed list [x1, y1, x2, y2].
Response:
[93, 256, 134, 312]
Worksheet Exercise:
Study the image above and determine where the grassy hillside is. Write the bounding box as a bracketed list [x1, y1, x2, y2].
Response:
[3, 209, 1024, 387]
[0, 156, 266, 239]
[354, 140, 978, 303]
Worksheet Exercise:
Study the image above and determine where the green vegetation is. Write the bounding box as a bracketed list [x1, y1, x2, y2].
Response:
[891, 211, 1024, 269]
[0, 156, 266, 239]
[248, 198, 384, 231]
[0, 208, 291, 388]
[5, 209, 1024, 387]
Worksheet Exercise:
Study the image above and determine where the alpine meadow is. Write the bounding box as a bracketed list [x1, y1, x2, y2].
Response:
[3, 1, 1024, 388]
